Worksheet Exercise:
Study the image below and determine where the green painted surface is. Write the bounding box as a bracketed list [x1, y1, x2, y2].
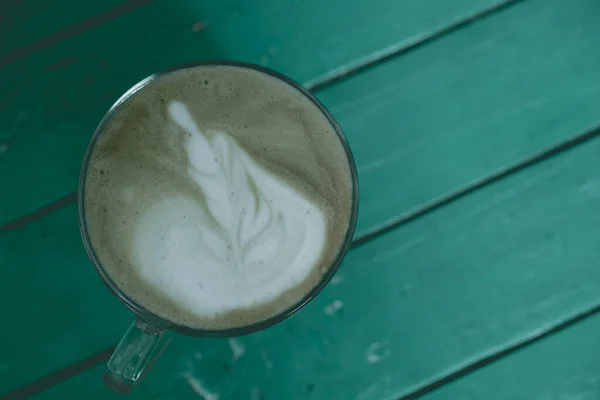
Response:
[1, 0, 600, 398]
[320, 0, 600, 236]
[3, 0, 598, 392]
[0, 0, 502, 225]
[0, 0, 126, 55]
[423, 314, 600, 399]
[0, 205, 129, 394]
[31, 126, 600, 399]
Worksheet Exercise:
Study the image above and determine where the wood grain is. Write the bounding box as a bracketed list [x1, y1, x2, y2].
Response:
[28, 127, 600, 400]
[319, 0, 600, 236]
[422, 312, 600, 399]
[0, 0, 140, 59]
[0, 0, 504, 225]
[0, 205, 131, 395]
[2, 0, 600, 397]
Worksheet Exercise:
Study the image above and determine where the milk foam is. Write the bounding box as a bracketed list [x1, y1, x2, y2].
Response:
[84, 64, 356, 329]
[132, 101, 327, 317]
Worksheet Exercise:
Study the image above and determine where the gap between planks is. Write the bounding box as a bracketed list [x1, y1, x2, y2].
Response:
[0, 0, 577, 396]
[0, 0, 526, 234]
[399, 302, 600, 399]
[2, 346, 116, 400]
[0, 0, 157, 67]
[306, 0, 524, 92]
[5, 103, 600, 400]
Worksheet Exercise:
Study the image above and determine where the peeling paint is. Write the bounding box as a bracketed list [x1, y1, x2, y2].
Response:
[366, 342, 391, 364]
[228, 338, 245, 361]
[261, 350, 273, 371]
[259, 55, 269, 66]
[324, 299, 343, 315]
[183, 372, 220, 400]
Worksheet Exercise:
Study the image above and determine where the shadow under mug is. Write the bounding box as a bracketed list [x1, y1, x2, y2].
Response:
[77, 60, 359, 394]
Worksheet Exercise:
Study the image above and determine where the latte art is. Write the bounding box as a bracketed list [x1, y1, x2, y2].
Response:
[83, 64, 354, 330]
[134, 101, 327, 316]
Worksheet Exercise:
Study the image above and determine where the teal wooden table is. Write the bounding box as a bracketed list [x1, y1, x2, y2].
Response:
[2, 0, 600, 398]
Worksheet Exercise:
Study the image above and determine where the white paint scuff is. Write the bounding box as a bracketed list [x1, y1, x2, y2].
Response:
[365, 342, 391, 364]
[324, 299, 343, 315]
[228, 338, 246, 361]
[330, 274, 344, 285]
[261, 350, 274, 372]
[183, 372, 220, 400]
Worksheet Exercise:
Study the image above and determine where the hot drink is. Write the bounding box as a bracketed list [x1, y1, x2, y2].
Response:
[82, 64, 355, 330]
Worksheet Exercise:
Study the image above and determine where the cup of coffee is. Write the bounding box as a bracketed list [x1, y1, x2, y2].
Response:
[78, 61, 358, 393]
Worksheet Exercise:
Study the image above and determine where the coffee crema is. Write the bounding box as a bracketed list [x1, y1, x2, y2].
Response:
[83, 65, 354, 330]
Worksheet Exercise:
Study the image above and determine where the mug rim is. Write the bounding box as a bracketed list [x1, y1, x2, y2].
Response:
[77, 60, 359, 337]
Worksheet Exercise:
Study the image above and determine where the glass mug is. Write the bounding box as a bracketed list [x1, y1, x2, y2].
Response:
[78, 61, 359, 394]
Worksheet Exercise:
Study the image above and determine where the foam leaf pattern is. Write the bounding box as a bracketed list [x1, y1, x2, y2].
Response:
[169, 101, 288, 271]
[131, 101, 328, 315]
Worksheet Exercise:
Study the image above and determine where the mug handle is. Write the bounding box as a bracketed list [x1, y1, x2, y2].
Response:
[104, 319, 165, 394]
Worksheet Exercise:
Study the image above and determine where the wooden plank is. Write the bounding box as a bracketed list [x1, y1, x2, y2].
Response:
[0, 205, 132, 395]
[0, 0, 133, 57]
[421, 312, 600, 400]
[0, 0, 503, 86]
[3, 0, 600, 393]
[28, 124, 600, 400]
[319, 0, 600, 235]
[0, 0, 504, 225]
